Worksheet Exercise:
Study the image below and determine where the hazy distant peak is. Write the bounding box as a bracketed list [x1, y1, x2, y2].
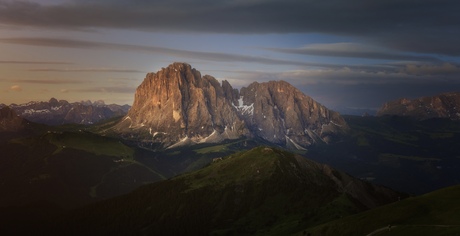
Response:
[377, 92, 460, 120]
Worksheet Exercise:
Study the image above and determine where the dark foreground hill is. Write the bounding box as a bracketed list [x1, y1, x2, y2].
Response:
[5, 147, 402, 235]
[0, 130, 165, 209]
[302, 185, 460, 236]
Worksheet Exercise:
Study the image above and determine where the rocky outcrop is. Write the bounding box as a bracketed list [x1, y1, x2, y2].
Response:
[0, 106, 26, 131]
[9, 98, 130, 125]
[377, 92, 460, 120]
[113, 62, 348, 149]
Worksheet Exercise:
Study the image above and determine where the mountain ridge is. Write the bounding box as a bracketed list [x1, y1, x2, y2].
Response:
[377, 92, 460, 120]
[8, 98, 130, 126]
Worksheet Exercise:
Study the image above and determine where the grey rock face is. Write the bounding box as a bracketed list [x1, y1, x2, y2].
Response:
[114, 62, 348, 149]
[377, 92, 460, 120]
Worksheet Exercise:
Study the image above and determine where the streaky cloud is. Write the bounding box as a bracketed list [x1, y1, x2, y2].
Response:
[13, 79, 87, 84]
[0, 37, 347, 68]
[0, 60, 72, 64]
[227, 64, 460, 86]
[71, 86, 136, 94]
[403, 63, 460, 76]
[28, 68, 144, 73]
[263, 43, 440, 62]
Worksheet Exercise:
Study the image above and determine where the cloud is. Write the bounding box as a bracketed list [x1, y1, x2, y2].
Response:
[0, 0, 458, 55]
[227, 64, 460, 87]
[57, 86, 137, 94]
[403, 63, 460, 76]
[0, 37, 343, 68]
[263, 43, 440, 62]
[28, 68, 144, 73]
[298, 82, 460, 110]
[13, 79, 86, 84]
[10, 85, 22, 91]
[0, 60, 72, 64]
[69, 86, 136, 94]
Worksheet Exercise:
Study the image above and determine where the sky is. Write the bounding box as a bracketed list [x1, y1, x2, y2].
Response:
[1, 0, 460, 114]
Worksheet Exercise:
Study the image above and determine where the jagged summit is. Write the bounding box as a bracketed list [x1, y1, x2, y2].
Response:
[116, 62, 248, 147]
[238, 80, 347, 147]
[113, 62, 348, 149]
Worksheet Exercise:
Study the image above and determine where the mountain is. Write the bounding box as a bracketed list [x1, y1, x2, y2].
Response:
[112, 62, 347, 150]
[9, 98, 130, 126]
[5, 147, 402, 235]
[239, 81, 347, 147]
[114, 63, 249, 148]
[0, 106, 26, 132]
[377, 92, 460, 120]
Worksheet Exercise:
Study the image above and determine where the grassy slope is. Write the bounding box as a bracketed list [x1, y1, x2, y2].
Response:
[20, 147, 397, 236]
[44, 131, 135, 159]
[0, 130, 165, 209]
[300, 185, 460, 236]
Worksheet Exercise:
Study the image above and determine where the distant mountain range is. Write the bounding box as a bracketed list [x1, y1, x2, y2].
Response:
[2, 98, 130, 126]
[111, 62, 348, 150]
[377, 92, 460, 120]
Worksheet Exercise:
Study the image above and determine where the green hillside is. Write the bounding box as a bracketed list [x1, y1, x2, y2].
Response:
[301, 185, 460, 236]
[13, 147, 400, 235]
[0, 130, 165, 209]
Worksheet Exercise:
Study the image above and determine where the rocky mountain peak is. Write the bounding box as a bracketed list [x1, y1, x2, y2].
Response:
[93, 100, 105, 106]
[0, 106, 17, 119]
[113, 63, 348, 150]
[49, 97, 59, 105]
[238, 80, 347, 147]
[116, 63, 248, 147]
